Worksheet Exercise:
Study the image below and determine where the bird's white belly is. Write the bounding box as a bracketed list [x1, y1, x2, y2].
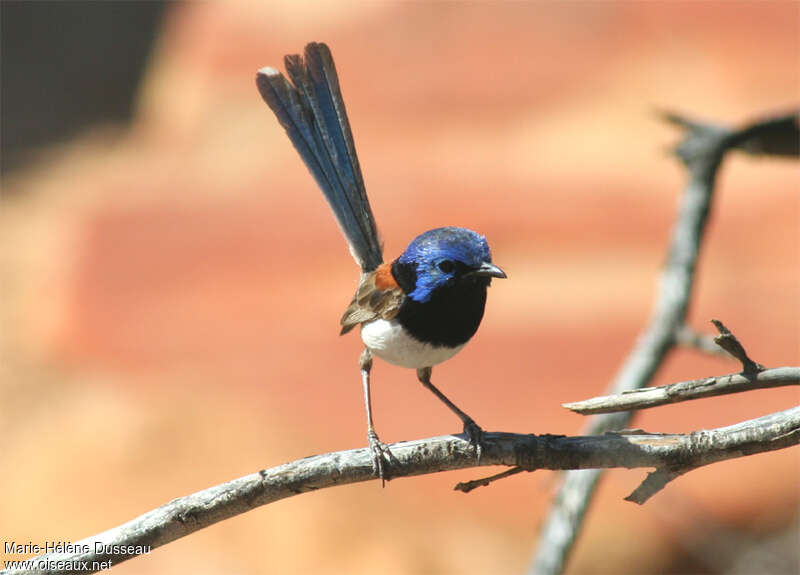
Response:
[360, 319, 465, 369]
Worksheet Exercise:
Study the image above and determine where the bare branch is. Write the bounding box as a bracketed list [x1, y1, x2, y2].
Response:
[623, 406, 800, 503]
[529, 109, 798, 575]
[5, 408, 799, 575]
[563, 366, 800, 414]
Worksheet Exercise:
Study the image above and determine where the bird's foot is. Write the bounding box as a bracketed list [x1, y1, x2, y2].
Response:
[462, 418, 484, 463]
[367, 429, 392, 486]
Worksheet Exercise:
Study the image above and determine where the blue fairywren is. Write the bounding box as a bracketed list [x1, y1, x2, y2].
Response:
[256, 43, 506, 481]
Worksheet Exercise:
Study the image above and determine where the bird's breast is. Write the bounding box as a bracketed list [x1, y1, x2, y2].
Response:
[360, 319, 465, 369]
[395, 280, 489, 348]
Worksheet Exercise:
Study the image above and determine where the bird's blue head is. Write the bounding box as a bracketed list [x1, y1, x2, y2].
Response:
[394, 227, 506, 303]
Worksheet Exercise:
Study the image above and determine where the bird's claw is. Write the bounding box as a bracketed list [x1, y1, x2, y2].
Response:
[367, 429, 392, 485]
[463, 418, 484, 463]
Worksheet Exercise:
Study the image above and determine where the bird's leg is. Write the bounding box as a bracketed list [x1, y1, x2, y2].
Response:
[416, 367, 484, 460]
[360, 348, 391, 484]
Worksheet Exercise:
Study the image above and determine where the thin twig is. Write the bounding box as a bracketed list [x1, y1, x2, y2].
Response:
[562, 366, 799, 414]
[625, 466, 690, 505]
[711, 319, 765, 374]
[5, 408, 799, 575]
[454, 466, 527, 493]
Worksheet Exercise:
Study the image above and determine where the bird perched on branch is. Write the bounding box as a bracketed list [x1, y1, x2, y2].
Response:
[256, 42, 506, 482]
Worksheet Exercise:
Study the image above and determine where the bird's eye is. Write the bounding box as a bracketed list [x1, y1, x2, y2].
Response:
[437, 260, 455, 273]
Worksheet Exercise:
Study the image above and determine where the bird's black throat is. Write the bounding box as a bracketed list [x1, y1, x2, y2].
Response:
[391, 260, 490, 348]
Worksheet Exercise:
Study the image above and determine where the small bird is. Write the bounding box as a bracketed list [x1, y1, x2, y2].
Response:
[256, 43, 506, 481]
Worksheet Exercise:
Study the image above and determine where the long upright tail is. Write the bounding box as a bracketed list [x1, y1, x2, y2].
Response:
[256, 43, 383, 273]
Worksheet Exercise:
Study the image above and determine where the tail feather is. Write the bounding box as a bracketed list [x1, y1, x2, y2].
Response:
[256, 42, 383, 272]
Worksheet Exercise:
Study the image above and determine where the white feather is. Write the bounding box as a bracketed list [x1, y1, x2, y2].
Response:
[360, 319, 465, 369]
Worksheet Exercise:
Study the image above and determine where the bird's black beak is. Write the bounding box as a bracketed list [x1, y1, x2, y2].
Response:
[469, 262, 507, 279]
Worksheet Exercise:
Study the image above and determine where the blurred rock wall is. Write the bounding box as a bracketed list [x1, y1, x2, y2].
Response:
[2, 2, 798, 574]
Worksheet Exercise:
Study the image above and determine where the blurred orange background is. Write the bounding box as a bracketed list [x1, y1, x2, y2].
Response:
[2, 2, 798, 574]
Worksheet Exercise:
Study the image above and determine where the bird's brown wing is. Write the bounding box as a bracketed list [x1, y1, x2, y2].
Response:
[340, 267, 405, 334]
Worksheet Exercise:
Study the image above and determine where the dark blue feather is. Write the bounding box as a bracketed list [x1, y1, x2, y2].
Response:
[256, 43, 383, 272]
